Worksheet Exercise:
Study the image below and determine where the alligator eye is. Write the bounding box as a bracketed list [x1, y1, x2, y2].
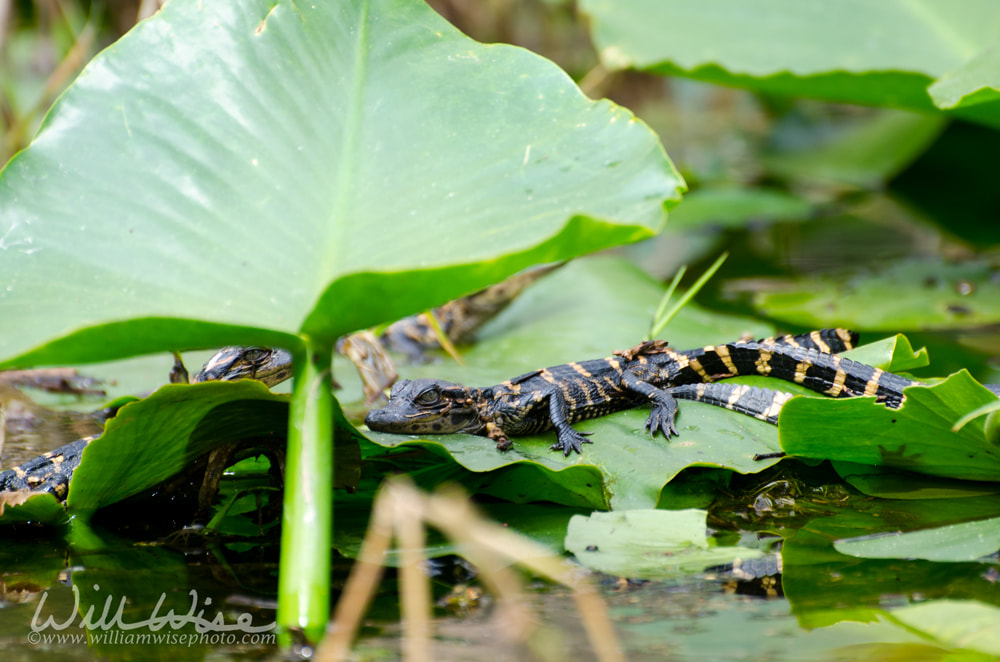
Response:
[416, 388, 440, 405]
[242, 348, 269, 363]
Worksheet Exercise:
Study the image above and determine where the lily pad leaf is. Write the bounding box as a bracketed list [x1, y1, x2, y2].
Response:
[834, 515, 1000, 562]
[0, 491, 69, 526]
[65, 380, 360, 521]
[0, 0, 683, 369]
[929, 45, 1000, 110]
[564, 509, 762, 579]
[581, 0, 1000, 125]
[748, 259, 1000, 331]
[887, 600, 1000, 657]
[840, 333, 929, 373]
[780, 371, 1000, 482]
[664, 186, 814, 230]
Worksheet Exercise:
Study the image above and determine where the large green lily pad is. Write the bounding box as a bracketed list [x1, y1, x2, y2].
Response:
[0, 0, 683, 369]
[581, 0, 1000, 126]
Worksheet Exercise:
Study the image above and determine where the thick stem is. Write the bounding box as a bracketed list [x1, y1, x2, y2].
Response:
[277, 339, 335, 645]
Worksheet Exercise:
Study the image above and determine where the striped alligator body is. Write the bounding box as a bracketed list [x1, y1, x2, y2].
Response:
[0, 437, 93, 499]
[364, 328, 919, 455]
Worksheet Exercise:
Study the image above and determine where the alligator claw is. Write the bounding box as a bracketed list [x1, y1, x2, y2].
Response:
[550, 427, 593, 456]
[646, 404, 678, 439]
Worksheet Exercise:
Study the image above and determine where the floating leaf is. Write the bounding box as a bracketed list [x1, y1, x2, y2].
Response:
[564, 509, 761, 578]
[834, 516, 1000, 562]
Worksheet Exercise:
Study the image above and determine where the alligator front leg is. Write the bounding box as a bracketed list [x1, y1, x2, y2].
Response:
[620, 371, 679, 438]
[543, 387, 593, 456]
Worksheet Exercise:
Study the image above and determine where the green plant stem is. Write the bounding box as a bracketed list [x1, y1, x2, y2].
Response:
[648, 252, 728, 340]
[278, 338, 335, 644]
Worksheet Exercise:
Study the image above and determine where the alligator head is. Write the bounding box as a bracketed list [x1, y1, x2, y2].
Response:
[364, 378, 485, 436]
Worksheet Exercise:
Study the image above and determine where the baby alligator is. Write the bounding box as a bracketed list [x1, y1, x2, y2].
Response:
[364, 329, 918, 455]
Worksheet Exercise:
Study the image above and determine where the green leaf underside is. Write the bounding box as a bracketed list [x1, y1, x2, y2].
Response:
[834, 515, 1000, 562]
[779, 371, 1000, 482]
[0, 0, 683, 369]
[749, 259, 1000, 331]
[65, 381, 288, 518]
[564, 509, 762, 578]
[581, 0, 1000, 126]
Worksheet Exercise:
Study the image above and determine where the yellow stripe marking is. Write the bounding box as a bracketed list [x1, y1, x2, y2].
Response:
[569, 362, 591, 378]
[825, 368, 848, 396]
[793, 361, 810, 384]
[783, 334, 801, 348]
[755, 349, 773, 376]
[540, 370, 556, 384]
[714, 344, 739, 374]
[810, 330, 831, 353]
[820, 355, 845, 395]
[688, 357, 711, 382]
[764, 392, 794, 420]
[606, 358, 621, 372]
[727, 384, 750, 407]
[563, 383, 578, 409]
[836, 328, 855, 350]
[863, 368, 883, 396]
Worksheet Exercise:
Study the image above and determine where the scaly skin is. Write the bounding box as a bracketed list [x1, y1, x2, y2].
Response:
[364, 329, 921, 455]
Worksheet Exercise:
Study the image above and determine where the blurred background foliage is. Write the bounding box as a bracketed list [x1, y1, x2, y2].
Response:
[2, 0, 998, 384]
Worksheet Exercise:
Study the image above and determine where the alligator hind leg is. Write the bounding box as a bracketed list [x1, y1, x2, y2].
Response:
[620, 371, 679, 438]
